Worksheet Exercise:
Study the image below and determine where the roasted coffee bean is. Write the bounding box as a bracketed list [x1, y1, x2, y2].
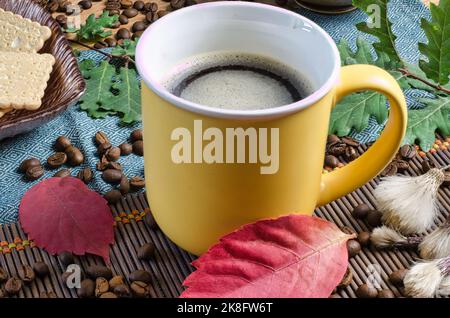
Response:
[344, 146, 358, 161]
[327, 142, 346, 156]
[145, 2, 158, 12]
[366, 210, 383, 227]
[119, 176, 130, 195]
[55, 14, 67, 26]
[137, 242, 155, 261]
[129, 270, 152, 283]
[130, 281, 150, 298]
[324, 155, 339, 168]
[19, 157, 41, 173]
[79, 0, 92, 9]
[133, 0, 145, 10]
[352, 204, 370, 220]
[171, 0, 186, 9]
[378, 289, 395, 298]
[58, 0, 70, 13]
[109, 275, 124, 290]
[106, 161, 122, 171]
[98, 142, 112, 156]
[95, 131, 110, 146]
[55, 136, 72, 151]
[130, 176, 145, 190]
[33, 262, 50, 278]
[0, 287, 7, 298]
[86, 265, 113, 280]
[123, 8, 138, 18]
[54, 168, 71, 178]
[104, 37, 117, 47]
[116, 28, 131, 40]
[78, 279, 95, 298]
[400, 144, 417, 160]
[114, 284, 131, 298]
[145, 11, 153, 23]
[95, 277, 110, 297]
[48, 0, 60, 12]
[120, 0, 133, 8]
[356, 284, 378, 298]
[104, 190, 122, 204]
[338, 268, 352, 288]
[106, 146, 121, 161]
[5, 277, 22, 295]
[119, 143, 132, 156]
[0, 267, 8, 282]
[133, 30, 144, 40]
[102, 169, 123, 184]
[119, 14, 129, 24]
[357, 231, 371, 246]
[77, 167, 94, 184]
[100, 292, 118, 298]
[327, 134, 340, 144]
[157, 10, 169, 18]
[133, 140, 144, 156]
[393, 159, 409, 171]
[47, 152, 67, 168]
[26, 165, 44, 181]
[389, 269, 407, 286]
[111, 20, 121, 28]
[66, 146, 84, 166]
[347, 240, 361, 257]
[130, 129, 143, 141]
[106, 1, 121, 10]
[18, 265, 35, 283]
[421, 160, 432, 173]
[132, 21, 146, 33]
[59, 251, 74, 267]
[341, 137, 360, 148]
[380, 162, 397, 177]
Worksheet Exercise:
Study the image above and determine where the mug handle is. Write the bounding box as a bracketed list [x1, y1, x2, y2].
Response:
[317, 64, 408, 207]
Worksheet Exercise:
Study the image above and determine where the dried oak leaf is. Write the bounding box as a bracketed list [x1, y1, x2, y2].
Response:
[19, 177, 114, 263]
[180, 215, 354, 298]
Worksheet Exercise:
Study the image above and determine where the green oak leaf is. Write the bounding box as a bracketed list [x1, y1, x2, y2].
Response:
[403, 96, 450, 150]
[418, 0, 450, 85]
[77, 12, 118, 41]
[330, 38, 409, 135]
[111, 38, 138, 59]
[101, 67, 141, 123]
[78, 60, 117, 118]
[352, 0, 402, 65]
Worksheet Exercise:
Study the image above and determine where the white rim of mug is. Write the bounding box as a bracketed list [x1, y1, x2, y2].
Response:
[136, 1, 341, 120]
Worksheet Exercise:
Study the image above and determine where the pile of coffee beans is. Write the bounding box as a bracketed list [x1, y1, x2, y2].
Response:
[351, 203, 383, 228]
[324, 135, 361, 171]
[355, 283, 395, 298]
[18, 136, 85, 181]
[0, 262, 53, 298]
[93, 129, 145, 204]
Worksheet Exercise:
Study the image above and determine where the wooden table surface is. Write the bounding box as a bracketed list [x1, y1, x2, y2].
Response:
[60, 0, 434, 50]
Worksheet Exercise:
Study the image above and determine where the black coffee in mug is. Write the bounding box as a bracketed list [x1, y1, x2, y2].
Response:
[162, 52, 313, 110]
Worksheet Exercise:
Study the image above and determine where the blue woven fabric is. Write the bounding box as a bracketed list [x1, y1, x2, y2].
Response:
[0, 0, 431, 223]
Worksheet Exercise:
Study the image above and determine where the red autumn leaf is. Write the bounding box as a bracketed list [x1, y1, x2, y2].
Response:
[180, 215, 354, 298]
[19, 177, 114, 263]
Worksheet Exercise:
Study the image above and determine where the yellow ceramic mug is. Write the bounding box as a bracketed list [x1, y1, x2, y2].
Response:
[136, 2, 407, 255]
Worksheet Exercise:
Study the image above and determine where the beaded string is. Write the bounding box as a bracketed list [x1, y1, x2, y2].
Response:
[0, 237, 36, 254]
[113, 207, 151, 226]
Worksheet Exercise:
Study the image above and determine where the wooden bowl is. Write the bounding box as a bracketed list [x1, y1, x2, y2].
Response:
[0, 0, 85, 141]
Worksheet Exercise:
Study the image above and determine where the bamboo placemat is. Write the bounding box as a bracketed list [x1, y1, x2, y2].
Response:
[0, 135, 449, 298]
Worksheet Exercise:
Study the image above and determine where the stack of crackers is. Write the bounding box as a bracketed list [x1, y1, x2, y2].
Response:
[0, 8, 55, 118]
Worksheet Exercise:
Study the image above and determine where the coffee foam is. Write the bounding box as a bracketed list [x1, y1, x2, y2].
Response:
[162, 52, 313, 110]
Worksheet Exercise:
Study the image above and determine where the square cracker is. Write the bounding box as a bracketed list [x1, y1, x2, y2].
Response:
[0, 52, 55, 110]
[0, 8, 52, 52]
